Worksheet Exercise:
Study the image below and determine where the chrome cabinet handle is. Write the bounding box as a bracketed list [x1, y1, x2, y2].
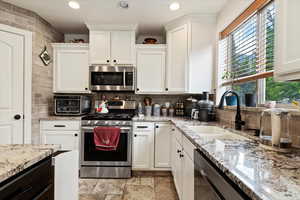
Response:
[54, 125, 66, 128]
[14, 114, 22, 120]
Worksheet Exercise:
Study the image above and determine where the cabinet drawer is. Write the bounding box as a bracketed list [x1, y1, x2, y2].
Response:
[41, 120, 80, 131]
[182, 135, 196, 161]
[133, 122, 154, 132]
[0, 158, 53, 200]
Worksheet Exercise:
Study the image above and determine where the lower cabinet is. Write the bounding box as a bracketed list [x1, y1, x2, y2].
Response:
[154, 123, 172, 168]
[171, 127, 195, 200]
[132, 122, 172, 170]
[40, 120, 80, 151]
[132, 122, 155, 170]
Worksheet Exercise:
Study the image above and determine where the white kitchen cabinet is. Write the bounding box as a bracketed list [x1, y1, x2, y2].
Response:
[166, 24, 188, 93]
[165, 15, 216, 93]
[136, 45, 166, 94]
[40, 120, 80, 151]
[182, 150, 195, 200]
[171, 126, 196, 200]
[111, 31, 135, 65]
[132, 122, 155, 170]
[275, 0, 300, 81]
[154, 123, 172, 168]
[172, 135, 183, 200]
[52, 43, 89, 93]
[89, 31, 111, 64]
[54, 150, 79, 200]
[89, 30, 135, 65]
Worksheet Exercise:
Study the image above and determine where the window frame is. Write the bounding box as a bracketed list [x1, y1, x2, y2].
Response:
[219, 0, 278, 106]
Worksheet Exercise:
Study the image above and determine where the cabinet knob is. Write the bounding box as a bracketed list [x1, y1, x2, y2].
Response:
[74, 134, 78, 137]
[136, 88, 140, 91]
[113, 60, 117, 63]
[172, 129, 175, 131]
[85, 88, 88, 91]
[134, 134, 137, 137]
[177, 149, 181, 153]
[180, 154, 184, 158]
[14, 114, 22, 120]
[107, 60, 110, 63]
[156, 125, 159, 128]
[165, 88, 169, 91]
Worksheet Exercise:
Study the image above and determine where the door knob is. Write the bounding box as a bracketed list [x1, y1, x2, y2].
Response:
[14, 114, 22, 120]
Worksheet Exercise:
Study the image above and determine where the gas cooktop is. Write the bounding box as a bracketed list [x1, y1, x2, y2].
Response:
[82, 113, 135, 121]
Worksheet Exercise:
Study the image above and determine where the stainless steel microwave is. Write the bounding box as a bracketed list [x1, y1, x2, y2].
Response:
[54, 95, 91, 116]
[89, 65, 135, 92]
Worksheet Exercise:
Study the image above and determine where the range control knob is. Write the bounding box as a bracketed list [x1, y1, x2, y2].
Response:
[94, 121, 99, 125]
[115, 121, 120, 125]
[87, 121, 91, 125]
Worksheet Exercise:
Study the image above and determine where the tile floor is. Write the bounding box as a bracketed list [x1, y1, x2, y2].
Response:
[79, 176, 179, 200]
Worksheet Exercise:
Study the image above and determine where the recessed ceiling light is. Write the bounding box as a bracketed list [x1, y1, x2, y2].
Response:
[68, 1, 80, 9]
[169, 2, 180, 11]
[119, 1, 129, 9]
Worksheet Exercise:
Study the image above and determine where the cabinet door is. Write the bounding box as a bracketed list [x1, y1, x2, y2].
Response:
[137, 50, 165, 93]
[89, 31, 111, 64]
[54, 151, 79, 200]
[54, 49, 89, 93]
[154, 123, 172, 168]
[167, 25, 188, 93]
[43, 131, 79, 151]
[132, 129, 154, 169]
[274, 0, 300, 81]
[172, 137, 183, 200]
[111, 31, 135, 65]
[182, 151, 194, 200]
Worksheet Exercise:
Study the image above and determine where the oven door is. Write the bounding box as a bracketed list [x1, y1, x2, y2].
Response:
[89, 65, 135, 91]
[81, 126, 132, 166]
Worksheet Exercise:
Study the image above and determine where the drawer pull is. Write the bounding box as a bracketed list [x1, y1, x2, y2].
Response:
[74, 133, 78, 137]
[136, 126, 148, 129]
[54, 125, 66, 128]
[177, 149, 182, 153]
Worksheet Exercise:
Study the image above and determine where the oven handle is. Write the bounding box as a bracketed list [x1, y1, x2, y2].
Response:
[81, 127, 132, 131]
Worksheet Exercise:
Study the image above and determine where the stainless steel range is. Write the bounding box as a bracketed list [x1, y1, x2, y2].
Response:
[80, 100, 136, 178]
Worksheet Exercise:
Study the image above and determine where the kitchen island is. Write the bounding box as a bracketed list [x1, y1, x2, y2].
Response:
[0, 144, 60, 200]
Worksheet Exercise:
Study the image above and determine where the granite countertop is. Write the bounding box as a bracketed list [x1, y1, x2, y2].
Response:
[134, 116, 300, 200]
[0, 144, 60, 183]
[40, 116, 82, 121]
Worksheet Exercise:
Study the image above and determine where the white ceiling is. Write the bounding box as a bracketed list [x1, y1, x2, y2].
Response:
[4, 0, 227, 34]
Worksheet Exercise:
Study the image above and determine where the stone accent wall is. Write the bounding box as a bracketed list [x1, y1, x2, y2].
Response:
[0, 1, 64, 144]
[217, 107, 300, 147]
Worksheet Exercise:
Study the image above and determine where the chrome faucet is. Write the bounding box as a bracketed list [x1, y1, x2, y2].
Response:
[218, 90, 245, 130]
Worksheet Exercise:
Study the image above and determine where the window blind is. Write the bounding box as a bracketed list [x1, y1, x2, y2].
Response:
[219, 1, 275, 86]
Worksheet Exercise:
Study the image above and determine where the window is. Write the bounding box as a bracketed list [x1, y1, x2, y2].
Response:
[219, 0, 300, 105]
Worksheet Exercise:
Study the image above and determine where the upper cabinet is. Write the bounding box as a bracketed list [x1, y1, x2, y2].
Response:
[165, 15, 216, 94]
[89, 31, 111, 65]
[275, 0, 300, 81]
[166, 25, 188, 93]
[52, 43, 90, 93]
[87, 24, 136, 65]
[136, 45, 166, 93]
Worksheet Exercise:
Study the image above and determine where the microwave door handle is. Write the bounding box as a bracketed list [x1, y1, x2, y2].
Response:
[123, 69, 126, 88]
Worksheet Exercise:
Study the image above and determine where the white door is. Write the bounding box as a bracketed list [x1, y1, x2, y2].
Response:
[54, 150, 79, 200]
[182, 151, 194, 200]
[132, 129, 154, 169]
[111, 31, 134, 65]
[43, 131, 79, 151]
[0, 30, 24, 144]
[275, 0, 300, 81]
[167, 25, 188, 93]
[154, 123, 172, 168]
[89, 31, 111, 64]
[54, 49, 89, 93]
[136, 50, 166, 93]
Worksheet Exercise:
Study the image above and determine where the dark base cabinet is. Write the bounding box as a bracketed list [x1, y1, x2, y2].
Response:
[0, 157, 54, 200]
